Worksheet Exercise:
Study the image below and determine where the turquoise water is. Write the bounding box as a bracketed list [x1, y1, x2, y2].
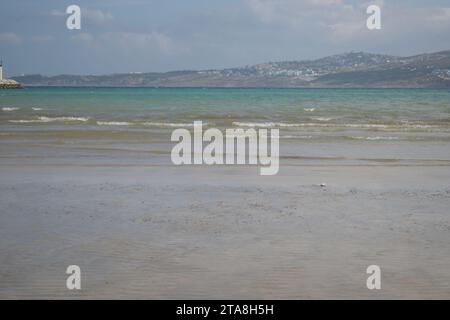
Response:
[1, 87, 450, 141]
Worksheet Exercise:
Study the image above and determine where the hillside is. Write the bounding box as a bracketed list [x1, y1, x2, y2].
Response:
[12, 50, 450, 88]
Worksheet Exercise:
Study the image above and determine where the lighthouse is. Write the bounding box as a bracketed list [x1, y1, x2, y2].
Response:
[0, 60, 22, 89]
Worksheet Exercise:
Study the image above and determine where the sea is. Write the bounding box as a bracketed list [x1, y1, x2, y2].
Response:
[1, 87, 450, 166]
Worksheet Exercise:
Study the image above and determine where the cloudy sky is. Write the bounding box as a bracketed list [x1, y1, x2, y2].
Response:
[1, 0, 450, 76]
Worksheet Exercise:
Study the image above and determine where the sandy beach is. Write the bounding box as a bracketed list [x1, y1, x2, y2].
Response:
[1, 135, 449, 299]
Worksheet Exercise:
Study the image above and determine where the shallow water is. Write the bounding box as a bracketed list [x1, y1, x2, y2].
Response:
[1, 87, 450, 142]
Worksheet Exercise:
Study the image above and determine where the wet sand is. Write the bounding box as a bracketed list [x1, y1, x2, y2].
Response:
[1, 141, 450, 299]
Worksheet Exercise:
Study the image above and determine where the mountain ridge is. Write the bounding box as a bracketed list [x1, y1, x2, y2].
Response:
[12, 50, 450, 88]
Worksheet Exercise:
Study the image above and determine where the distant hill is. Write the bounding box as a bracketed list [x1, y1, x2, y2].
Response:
[13, 50, 450, 88]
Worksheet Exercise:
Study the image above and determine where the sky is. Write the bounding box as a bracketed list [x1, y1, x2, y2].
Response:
[1, 0, 450, 76]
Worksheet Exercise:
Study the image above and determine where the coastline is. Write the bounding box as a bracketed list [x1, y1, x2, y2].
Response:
[11, 50, 450, 89]
[9, 84, 450, 89]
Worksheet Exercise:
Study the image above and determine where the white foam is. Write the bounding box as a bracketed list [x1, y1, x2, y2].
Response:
[32, 107, 43, 111]
[232, 121, 448, 131]
[344, 123, 440, 130]
[304, 108, 316, 112]
[9, 119, 41, 123]
[97, 121, 131, 126]
[351, 136, 399, 141]
[38, 116, 90, 122]
[2, 107, 19, 111]
[275, 135, 313, 139]
[233, 121, 333, 128]
[311, 117, 332, 122]
[9, 116, 90, 123]
[343, 124, 389, 129]
[401, 124, 437, 129]
[233, 122, 296, 128]
[261, 134, 311, 139]
[142, 122, 200, 128]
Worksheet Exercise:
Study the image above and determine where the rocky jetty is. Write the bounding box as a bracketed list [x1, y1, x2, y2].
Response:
[0, 79, 23, 89]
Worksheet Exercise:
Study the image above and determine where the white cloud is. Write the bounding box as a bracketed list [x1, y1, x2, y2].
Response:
[68, 31, 185, 57]
[247, 0, 348, 23]
[100, 32, 181, 54]
[31, 35, 54, 43]
[246, 0, 360, 40]
[244, 0, 450, 45]
[83, 8, 114, 23]
[429, 7, 450, 23]
[0, 32, 22, 45]
[70, 33, 95, 45]
[49, 9, 65, 17]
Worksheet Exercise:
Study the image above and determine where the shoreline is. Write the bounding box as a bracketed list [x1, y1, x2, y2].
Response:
[8, 85, 450, 89]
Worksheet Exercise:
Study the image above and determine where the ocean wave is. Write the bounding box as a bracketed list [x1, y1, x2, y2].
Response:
[142, 122, 201, 128]
[224, 132, 311, 139]
[2, 107, 19, 111]
[233, 121, 337, 128]
[232, 121, 446, 131]
[278, 135, 314, 139]
[343, 123, 443, 130]
[97, 121, 131, 126]
[32, 107, 43, 111]
[9, 116, 90, 123]
[9, 120, 39, 123]
[39, 116, 90, 122]
[350, 136, 399, 141]
[311, 117, 332, 122]
[303, 108, 316, 112]
[343, 124, 389, 129]
[399, 124, 439, 129]
[233, 122, 296, 128]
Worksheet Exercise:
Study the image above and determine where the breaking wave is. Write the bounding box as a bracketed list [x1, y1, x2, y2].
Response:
[232, 121, 447, 131]
[9, 116, 90, 123]
[142, 122, 202, 128]
[350, 136, 400, 141]
[311, 117, 332, 122]
[97, 121, 131, 126]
